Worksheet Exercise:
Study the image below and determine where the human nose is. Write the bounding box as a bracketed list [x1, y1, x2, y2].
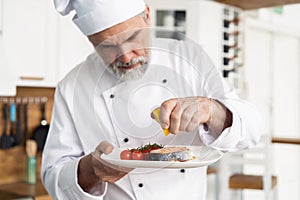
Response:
[117, 44, 135, 63]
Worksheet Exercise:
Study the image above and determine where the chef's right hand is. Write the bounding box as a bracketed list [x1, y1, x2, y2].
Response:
[91, 141, 133, 183]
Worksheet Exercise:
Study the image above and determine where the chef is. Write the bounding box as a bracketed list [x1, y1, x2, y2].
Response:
[41, 0, 262, 199]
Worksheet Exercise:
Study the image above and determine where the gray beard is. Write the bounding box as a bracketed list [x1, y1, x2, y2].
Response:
[108, 56, 149, 81]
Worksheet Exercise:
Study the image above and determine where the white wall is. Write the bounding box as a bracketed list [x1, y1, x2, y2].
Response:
[242, 5, 300, 200]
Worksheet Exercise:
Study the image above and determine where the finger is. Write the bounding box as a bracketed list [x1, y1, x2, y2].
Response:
[96, 141, 114, 155]
[185, 112, 201, 132]
[178, 99, 200, 130]
[169, 103, 184, 134]
[179, 106, 194, 131]
[160, 99, 177, 129]
[197, 97, 211, 123]
[91, 155, 133, 183]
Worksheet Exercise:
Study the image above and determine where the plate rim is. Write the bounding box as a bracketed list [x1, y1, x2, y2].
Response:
[100, 145, 223, 169]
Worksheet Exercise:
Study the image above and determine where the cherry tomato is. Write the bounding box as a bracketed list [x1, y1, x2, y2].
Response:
[120, 150, 132, 160]
[131, 150, 144, 160]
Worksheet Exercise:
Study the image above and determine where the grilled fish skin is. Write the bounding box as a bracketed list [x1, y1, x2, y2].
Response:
[150, 146, 195, 162]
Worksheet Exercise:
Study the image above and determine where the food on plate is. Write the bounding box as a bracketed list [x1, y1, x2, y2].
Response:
[150, 146, 196, 162]
[120, 143, 164, 160]
[152, 108, 170, 136]
[131, 150, 144, 160]
[120, 144, 196, 162]
[119, 149, 132, 160]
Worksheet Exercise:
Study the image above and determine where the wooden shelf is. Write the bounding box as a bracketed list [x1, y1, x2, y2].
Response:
[0, 180, 50, 199]
[272, 137, 300, 145]
[216, 0, 300, 10]
[229, 174, 277, 190]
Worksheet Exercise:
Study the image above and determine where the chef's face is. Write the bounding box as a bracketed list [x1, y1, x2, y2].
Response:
[89, 7, 151, 81]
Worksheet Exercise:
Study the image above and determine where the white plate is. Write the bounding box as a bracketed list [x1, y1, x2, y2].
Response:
[100, 145, 224, 168]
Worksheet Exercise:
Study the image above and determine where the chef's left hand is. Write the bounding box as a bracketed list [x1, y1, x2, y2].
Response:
[91, 141, 133, 183]
[152, 97, 232, 135]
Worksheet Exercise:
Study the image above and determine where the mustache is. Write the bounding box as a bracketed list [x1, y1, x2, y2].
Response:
[115, 56, 148, 68]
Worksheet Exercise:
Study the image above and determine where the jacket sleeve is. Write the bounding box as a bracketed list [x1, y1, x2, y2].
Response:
[41, 82, 107, 199]
[194, 44, 262, 152]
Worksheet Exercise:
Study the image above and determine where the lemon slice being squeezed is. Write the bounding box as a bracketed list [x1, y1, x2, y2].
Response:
[152, 108, 170, 136]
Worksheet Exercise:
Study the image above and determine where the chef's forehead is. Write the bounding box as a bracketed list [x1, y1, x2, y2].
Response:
[101, 30, 143, 45]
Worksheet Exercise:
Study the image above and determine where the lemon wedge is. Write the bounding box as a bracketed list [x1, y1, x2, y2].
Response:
[152, 108, 170, 136]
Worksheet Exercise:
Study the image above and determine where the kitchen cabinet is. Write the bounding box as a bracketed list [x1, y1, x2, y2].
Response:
[1, 0, 93, 87]
[244, 17, 300, 137]
[2, 0, 55, 86]
[272, 34, 300, 136]
[243, 23, 273, 134]
[244, 16, 300, 200]
[0, 36, 17, 96]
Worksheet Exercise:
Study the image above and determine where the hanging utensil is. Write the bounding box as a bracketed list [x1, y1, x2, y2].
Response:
[0, 101, 13, 149]
[9, 101, 16, 147]
[23, 99, 28, 146]
[15, 101, 22, 145]
[31, 100, 49, 150]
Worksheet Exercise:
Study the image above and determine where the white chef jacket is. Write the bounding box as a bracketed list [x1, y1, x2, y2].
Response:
[41, 38, 261, 200]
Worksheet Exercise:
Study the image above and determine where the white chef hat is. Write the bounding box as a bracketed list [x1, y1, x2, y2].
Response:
[54, 0, 146, 36]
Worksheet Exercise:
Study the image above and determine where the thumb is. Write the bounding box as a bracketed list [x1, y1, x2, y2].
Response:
[95, 141, 114, 155]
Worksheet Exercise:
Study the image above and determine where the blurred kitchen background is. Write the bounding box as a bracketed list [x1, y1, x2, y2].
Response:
[0, 0, 300, 199]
